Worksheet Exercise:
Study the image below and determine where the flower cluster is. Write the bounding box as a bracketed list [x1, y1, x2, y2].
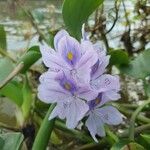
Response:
[38, 27, 123, 142]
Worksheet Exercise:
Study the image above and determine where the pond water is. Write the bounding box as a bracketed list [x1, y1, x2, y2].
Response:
[0, 0, 137, 51]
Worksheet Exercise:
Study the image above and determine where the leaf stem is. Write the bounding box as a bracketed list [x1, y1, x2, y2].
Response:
[0, 48, 16, 63]
[129, 99, 150, 141]
[112, 103, 150, 123]
[0, 63, 24, 89]
[32, 104, 56, 150]
[118, 123, 150, 138]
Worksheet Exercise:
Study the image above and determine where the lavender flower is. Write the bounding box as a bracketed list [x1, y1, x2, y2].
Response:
[38, 71, 98, 128]
[38, 26, 122, 140]
[40, 30, 98, 83]
[85, 93, 122, 142]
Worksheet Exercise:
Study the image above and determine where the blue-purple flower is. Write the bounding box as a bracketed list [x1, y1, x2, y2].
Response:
[40, 29, 98, 83]
[85, 93, 122, 142]
[38, 26, 122, 141]
[38, 70, 98, 128]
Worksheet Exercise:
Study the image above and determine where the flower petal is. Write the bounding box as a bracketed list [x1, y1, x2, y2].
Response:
[95, 106, 123, 125]
[101, 90, 120, 104]
[65, 98, 89, 129]
[85, 112, 105, 142]
[77, 84, 98, 101]
[49, 102, 67, 120]
[54, 30, 69, 50]
[91, 74, 120, 92]
[57, 36, 81, 67]
[39, 70, 58, 83]
[91, 56, 110, 80]
[78, 41, 98, 68]
[40, 44, 70, 70]
[38, 81, 71, 103]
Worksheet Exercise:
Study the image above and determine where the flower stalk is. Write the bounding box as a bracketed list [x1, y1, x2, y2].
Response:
[32, 104, 56, 150]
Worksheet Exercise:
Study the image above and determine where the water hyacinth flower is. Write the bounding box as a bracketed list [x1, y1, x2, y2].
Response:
[40, 29, 98, 83]
[38, 70, 98, 128]
[85, 93, 123, 142]
[38, 25, 123, 141]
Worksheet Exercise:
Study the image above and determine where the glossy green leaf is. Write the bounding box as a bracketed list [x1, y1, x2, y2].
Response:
[21, 76, 33, 119]
[109, 50, 129, 66]
[0, 58, 14, 84]
[121, 50, 150, 79]
[141, 134, 150, 144]
[18, 46, 41, 73]
[111, 140, 145, 150]
[0, 80, 23, 106]
[0, 25, 7, 50]
[62, 0, 104, 39]
[0, 132, 24, 150]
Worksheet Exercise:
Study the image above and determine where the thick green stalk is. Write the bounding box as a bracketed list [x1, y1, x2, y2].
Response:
[129, 99, 150, 141]
[32, 104, 56, 150]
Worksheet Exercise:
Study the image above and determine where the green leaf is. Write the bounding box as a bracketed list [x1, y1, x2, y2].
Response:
[0, 25, 7, 50]
[141, 134, 150, 144]
[121, 143, 145, 150]
[111, 139, 130, 150]
[0, 80, 23, 106]
[18, 46, 41, 73]
[111, 140, 145, 150]
[120, 50, 150, 79]
[0, 132, 24, 150]
[21, 76, 33, 119]
[109, 49, 129, 66]
[0, 58, 14, 84]
[62, 0, 104, 39]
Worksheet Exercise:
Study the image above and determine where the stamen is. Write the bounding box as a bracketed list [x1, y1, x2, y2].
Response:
[67, 52, 73, 60]
[64, 82, 71, 90]
[95, 98, 100, 105]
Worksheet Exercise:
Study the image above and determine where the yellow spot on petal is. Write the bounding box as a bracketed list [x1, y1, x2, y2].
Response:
[67, 52, 73, 60]
[95, 98, 100, 105]
[64, 82, 71, 90]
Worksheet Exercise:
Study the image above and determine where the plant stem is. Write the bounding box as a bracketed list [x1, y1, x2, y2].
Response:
[105, 126, 119, 142]
[33, 113, 93, 143]
[78, 138, 109, 150]
[0, 48, 16, 63]
[112, 103, 150, 123]
[55, 120, 93, 143]
[0, 63, 24, 89]
[129, 99, 150, 141]
[118, 123, 150, 138]
[32, 104, 56, 150]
